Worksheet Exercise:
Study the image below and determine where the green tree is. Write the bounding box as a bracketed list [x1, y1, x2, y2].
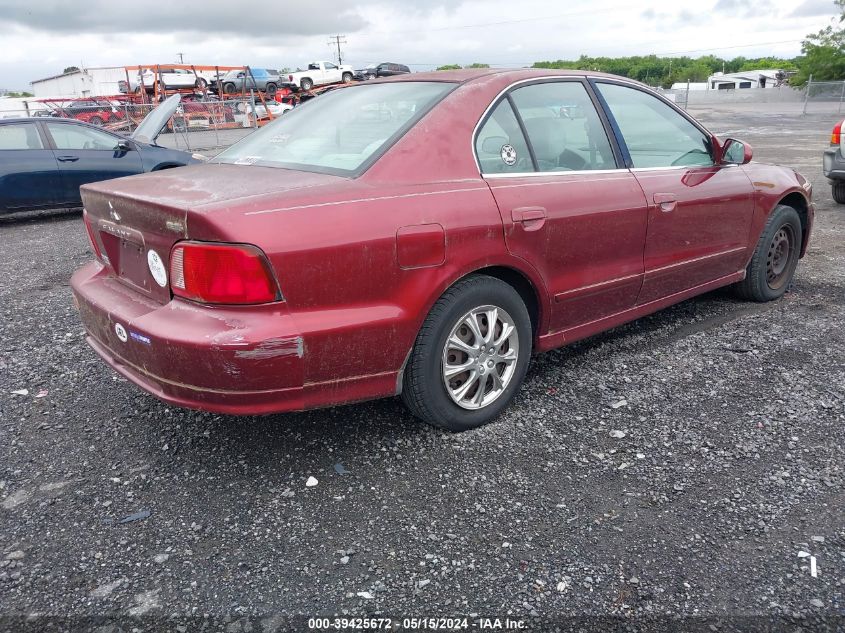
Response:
[465, 63, 490, 68]
[63, 66, 80, 74]
[436, 64, 461, 71]
[793, 0, 845, 85]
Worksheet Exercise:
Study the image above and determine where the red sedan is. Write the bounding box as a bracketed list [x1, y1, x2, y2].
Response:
[71, 69, 814, 431]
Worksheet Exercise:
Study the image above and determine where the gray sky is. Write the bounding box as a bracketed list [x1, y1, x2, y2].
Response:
[0, 0, 837, 89]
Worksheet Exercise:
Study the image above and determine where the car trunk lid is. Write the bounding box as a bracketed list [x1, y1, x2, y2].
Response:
[81, 164, 350, 304]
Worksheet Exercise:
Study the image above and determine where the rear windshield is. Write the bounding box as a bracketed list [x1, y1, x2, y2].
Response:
[213, 81, 453, 176]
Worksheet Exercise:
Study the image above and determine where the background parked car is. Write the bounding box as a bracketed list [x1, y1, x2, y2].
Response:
[284, 61, 354, 91]
[212, 68, 281, 96]
[823, 119, 845, 202]
[0, 95, 201, 213]
[353, 62, 411, 81]
[55, 98, 126, 127]
[123, 67, 212, 94]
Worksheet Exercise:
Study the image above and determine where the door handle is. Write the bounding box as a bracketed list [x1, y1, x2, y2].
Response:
[56, 155, 79, 162]
[653, 193, 677, 213]
[512, 206, 547, 231]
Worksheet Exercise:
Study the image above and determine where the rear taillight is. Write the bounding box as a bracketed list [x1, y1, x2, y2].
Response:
[82, 209, 102, 260]
[832, 121, 843, 145]
[169, 242, 280, 305]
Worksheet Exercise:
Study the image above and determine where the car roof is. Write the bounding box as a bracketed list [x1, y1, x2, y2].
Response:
[381, 67, 631, 84]
[0, 117, 122, 134]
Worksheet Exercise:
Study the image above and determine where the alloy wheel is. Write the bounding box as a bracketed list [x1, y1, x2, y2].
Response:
[441, 305, 519, 410]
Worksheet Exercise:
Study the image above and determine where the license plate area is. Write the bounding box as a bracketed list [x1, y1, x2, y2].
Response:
[96, 220, 150, 293]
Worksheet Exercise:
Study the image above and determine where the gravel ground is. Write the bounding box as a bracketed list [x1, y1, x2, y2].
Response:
[0, 108, 843, 632]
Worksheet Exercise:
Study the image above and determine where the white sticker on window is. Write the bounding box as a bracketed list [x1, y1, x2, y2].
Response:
[501, 144, 517, 166]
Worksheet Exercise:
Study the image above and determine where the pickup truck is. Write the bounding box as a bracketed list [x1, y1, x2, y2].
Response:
[284, 61, 354, 91]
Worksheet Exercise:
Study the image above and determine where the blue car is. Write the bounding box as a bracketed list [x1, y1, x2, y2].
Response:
[0, 95, 202, 214]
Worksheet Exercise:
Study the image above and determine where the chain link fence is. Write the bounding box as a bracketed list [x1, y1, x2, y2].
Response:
[801, 79, 845, 115]
[0, 92, 291, 154]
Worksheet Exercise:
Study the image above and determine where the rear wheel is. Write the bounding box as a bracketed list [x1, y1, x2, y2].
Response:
[401, 275, 532, 431]
[195, 77, 207, 90]
[734, 204, 802, 302]
[300, 78, 313, 91]
[832, 181, 845, 204]
[88, 115, 104, 127]
[223, 82, 237, 95]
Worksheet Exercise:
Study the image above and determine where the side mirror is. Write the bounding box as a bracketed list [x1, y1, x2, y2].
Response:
[721, 138, 752, 165]
[117, 140, 131, 151]
[481, 135, 508, 154]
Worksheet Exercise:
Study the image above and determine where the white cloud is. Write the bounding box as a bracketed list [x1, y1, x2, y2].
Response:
[0, 0, 837, 90]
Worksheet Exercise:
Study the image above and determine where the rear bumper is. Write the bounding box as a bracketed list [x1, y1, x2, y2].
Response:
[823, 148, 845, 180]
[71, 261, 399, 415]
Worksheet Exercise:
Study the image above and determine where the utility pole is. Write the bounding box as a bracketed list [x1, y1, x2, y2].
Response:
[327, 35, 347, 65]
[177, 52, 184, 64]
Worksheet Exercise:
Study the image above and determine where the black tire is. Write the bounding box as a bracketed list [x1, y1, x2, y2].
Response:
[88, 115, 104, 127]
[401, 275, 532, 431]
[342, 72, 353, 84]
[265, 82, 277, 96]
[300, 78, 313, 91]
[832, 181, 845, 204]
[734, 204, 802, 302]
[195, 77, 208, 90]
[223, 82, 237, 95]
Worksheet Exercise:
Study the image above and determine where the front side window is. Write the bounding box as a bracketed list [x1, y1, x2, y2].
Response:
[214, 81, 453, 175]
[475, 99, 533, 174]
[510, 81, 616, 172]
[325, 63, 338, 70]
[47, 123, 119, 150]
[0, 123, 44, 150]
[596, 82, 713, 168]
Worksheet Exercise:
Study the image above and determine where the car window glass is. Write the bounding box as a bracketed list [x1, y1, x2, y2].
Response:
[511, 81, 616, 172]
[0, 123, 44, 150]
[308, 63, 320, 70]
[596, 82, 713, 168]
[475, 99, 533, 174]
[47, 123, 118, 150]
[325, 63, 338, 70]
[214, 81, 452, 175]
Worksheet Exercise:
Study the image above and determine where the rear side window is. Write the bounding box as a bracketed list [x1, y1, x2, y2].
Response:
[596, 82, 713, 168]
[510, 81, 616, 171]
[0, 124, 44, 150]
[475, 100, 533, 174]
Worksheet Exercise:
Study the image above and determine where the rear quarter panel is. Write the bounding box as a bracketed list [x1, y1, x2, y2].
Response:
[190, 180, 537, 385]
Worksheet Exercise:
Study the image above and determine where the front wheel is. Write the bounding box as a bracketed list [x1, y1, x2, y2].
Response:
[734, 204, 802, 302]
[195, 77, 208, 90]
[401, 275, 532, 431]
[265, 82, 277, 96]
[342, 72, 353, 84]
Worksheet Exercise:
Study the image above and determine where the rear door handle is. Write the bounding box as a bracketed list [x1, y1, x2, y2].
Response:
[512, 206, 546, 231]
[653, 193, 677, 213]
[56, 155, 79, 162]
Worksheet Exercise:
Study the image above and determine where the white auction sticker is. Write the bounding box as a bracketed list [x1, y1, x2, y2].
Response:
[114, 323, 128, 343]
[147, 250, 167, 287]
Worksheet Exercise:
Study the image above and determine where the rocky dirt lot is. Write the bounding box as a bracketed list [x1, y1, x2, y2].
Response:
[0, 108, 843, 632]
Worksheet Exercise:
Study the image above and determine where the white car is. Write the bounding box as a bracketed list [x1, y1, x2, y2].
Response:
[126, 67, 216, 94]
[284, 61, 354, 91]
